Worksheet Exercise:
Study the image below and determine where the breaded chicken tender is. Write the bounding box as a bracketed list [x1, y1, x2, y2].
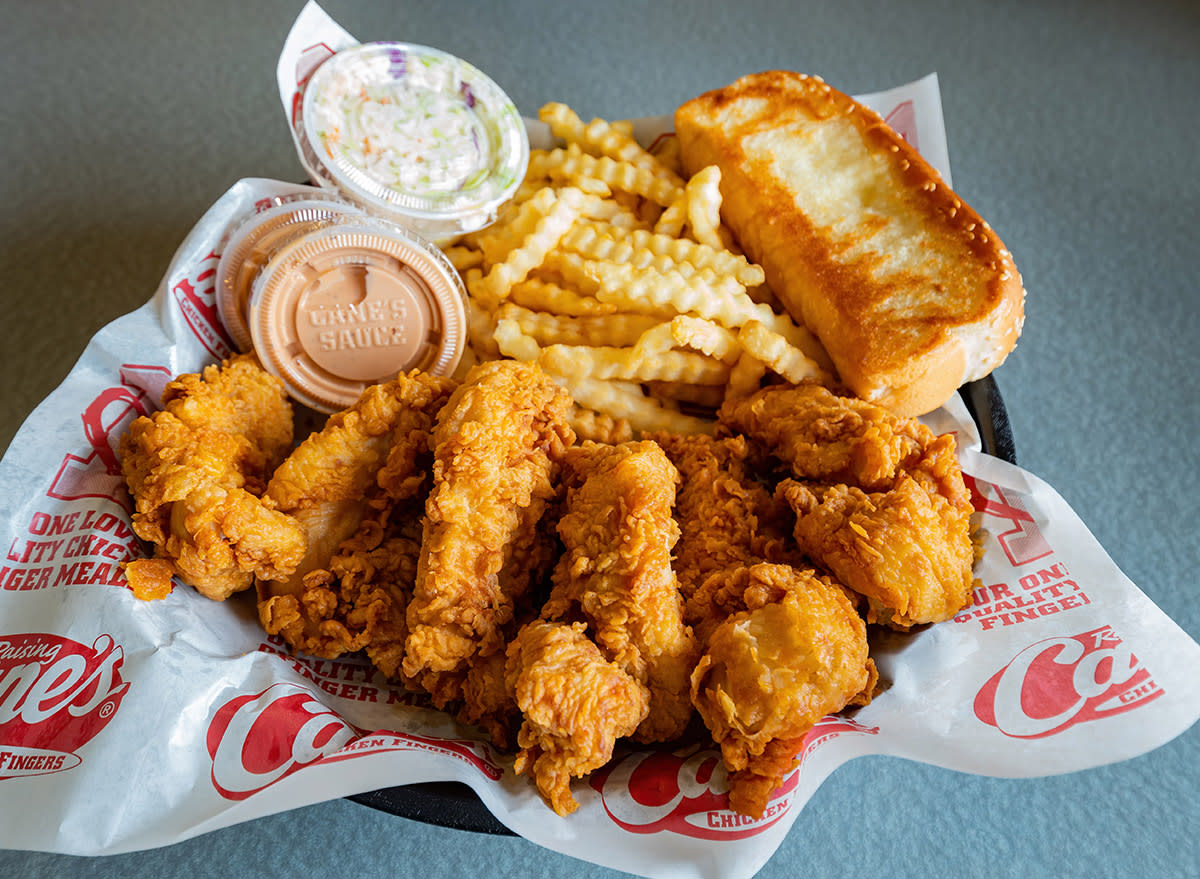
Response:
[257, 370, 456, 654]
[507, 620, 650, 816]
[689, 563, 873, 818]
[718, 382, 932, 490]
[543, 440, 699, 743]
[404, 361, 575, 688]
[120, 354, 305, 600]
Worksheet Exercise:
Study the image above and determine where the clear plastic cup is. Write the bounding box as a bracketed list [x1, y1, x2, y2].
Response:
[294, 41, 529, 242]
[247, 215, 468, 413]
[215, 193, 360, 352]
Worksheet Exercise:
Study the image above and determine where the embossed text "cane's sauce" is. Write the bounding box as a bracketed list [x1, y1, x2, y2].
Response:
[248, 216, 467, 413]
[298, 42, 528, 240]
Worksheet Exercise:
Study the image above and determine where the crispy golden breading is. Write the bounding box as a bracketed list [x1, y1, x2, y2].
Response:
[717, 382, 932, 490]
[257, 371, 456, 653]
[403, 360, 575, 687]
[649, 431, 795, 601]
[506, 620, 650, 816]
[120, 354, 304, 600]
[689, 563, 873, 818]
[780, 472, 974, 629]
[543, 440, 699, 743]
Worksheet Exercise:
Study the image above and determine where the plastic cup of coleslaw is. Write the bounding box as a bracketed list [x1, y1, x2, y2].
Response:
[294, 41, 528, 242]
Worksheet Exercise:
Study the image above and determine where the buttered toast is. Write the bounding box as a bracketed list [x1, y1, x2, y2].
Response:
[675, 72, 1025, 416]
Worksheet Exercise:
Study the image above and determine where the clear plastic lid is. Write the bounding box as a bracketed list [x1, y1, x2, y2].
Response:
[248, 216, 468, 413]
[215, 193, 359, 352]
[295, 41, 529, 241]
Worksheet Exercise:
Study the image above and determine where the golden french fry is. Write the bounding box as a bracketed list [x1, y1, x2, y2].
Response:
[565, 376, 715, 436]
[648, 132, 684, 179]
[664, 315, 741, 364]
[442, 245, 484, 272]
[524, 147, 683, 208]
[476, 187, 588, 302]
[538, 102, 683, 187]
[492, 318, 541, 361]
[539, 343, 729, 385]
[499, 303, 661, 348]
[567, 405, 633, 444]
[684, 165, 726, 251]
[654, 192, 688, 237]
[726, 351, 769, 401]
[563, 221, 764, 286]
[736, 320, 831, 384]
[506, 276, 617, 316]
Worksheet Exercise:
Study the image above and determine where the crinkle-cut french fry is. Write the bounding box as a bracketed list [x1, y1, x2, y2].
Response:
[506, 276, 617, 316]
[764, 312, 836, 373]
[654, 192, 688, 237]
[664, 315, 741, 364]
[539, 343, 730, 385]
[736, 320, 832, 385]
[585, 261, 756, 327]
[540, 251, 602, 298]
[442, 244, 484, 272]
[477, 187, 588, 302]
[645, 380, 726, 411]
[564, 377, 715, 436]
[525, 147, 683, 208]
[538, 102, 684, 187]
[492, 318, 541, 361]
[725, 351, 769, 401]
[466, 280, 501, 360]
[498, 303, 661, 348]
[684, 165, 726, 251]
[648, 132, 684, 179]
[567, 405, 633, 445]
[562, 221, 764, 286]
[610, 119, 635, 137]
[473, 186, 559, 265]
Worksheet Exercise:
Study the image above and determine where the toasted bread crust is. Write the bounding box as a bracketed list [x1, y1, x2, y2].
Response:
[675, 71, 1025, 415]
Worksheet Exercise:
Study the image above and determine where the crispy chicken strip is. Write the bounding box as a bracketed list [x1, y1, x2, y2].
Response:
[403, 360, 575, 686]
[649, 431, 796, 601]
[506, 620, 650, 816]
[543, 440, 699, 743]
[257, 370, 456, 654]
[689, 563, 873, 818]
[780, 469, 974, 629]
[717, 382, 932, 490]
[120, 354, 305, 600]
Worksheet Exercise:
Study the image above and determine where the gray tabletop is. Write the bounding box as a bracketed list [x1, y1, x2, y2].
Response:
[2, 1, 1198, 877]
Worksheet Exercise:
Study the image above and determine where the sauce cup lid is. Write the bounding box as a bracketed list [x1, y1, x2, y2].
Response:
[296, 41, 528, 241]
[248, 216, 467, 413]
[215, 193, 359, 352]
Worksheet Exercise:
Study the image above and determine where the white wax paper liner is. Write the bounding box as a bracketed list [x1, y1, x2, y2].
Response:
[0, 3, 1197, 878]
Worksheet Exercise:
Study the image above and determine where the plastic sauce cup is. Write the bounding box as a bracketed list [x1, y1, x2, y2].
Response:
[247, 216, 468, 413]
[294, 41, 529, 241]
[215, 193, 360, 353]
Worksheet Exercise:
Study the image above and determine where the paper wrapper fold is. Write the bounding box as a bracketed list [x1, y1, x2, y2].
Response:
[0, 4, 1196, 878]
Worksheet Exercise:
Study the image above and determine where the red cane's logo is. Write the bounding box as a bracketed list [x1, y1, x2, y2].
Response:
[974, 625, 1164, 738]
[884, 100, 919, 149]
[0, 633, 130, 780]
[206, 683, 358, 800]
[964, 474, 1053, 567]
[47, 364, 172, 512]
[172, 250, 234, 361]
[323, 729, 503, 780]
[590, 716, 876, 840]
